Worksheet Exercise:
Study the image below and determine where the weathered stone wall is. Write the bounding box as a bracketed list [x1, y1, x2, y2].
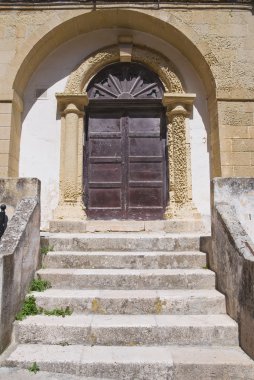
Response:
[211, 178, 254, 359]
[0, 178, 40, 353]
[0, 177, 40, 218]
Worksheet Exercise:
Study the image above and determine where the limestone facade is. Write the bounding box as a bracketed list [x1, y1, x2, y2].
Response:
[0, 2, 253, 227]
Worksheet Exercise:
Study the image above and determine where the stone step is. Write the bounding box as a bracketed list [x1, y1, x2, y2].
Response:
[5, 344, 173, 379]
[43, 251, 206, 269]
[172, 346, 254, 379]
[49, 218, 205, 233]
[36, 268, 215, 290]
[0, 367, 94, 380]
[15, 314, 238, 346]
[32, 288, 225, 315]
[6, 344, 254, 379]
[40, 232, 201, 252]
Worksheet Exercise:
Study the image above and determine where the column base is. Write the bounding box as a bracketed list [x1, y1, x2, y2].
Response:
[164, 201, 201, 220]
[53, 202, 86, 221]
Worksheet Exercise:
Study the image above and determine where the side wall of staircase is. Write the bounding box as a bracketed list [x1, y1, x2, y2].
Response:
[2, 177, 254, 378]
[211, 177, 254, 360]
[0, 178, 41, 353]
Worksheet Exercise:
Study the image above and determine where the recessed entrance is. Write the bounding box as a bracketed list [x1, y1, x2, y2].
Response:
[84, 63, 167, 220]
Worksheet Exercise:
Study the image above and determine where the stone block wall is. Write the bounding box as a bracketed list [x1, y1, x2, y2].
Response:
[219, 102, 254, 177]
[0, 178, 40, 353]
[0, 2, 253, 179]
[0, 103, 12, 177]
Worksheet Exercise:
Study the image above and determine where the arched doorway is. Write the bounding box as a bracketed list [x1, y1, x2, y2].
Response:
[84, 62, 167, 220]
[54, 44, 196, 224]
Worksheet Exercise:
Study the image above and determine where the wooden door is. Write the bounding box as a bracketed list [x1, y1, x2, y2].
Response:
[84, 107, 166, 219]
[84, 62, 167, 219]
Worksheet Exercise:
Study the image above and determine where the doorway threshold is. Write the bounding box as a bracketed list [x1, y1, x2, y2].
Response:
[48, 219, 205, 234]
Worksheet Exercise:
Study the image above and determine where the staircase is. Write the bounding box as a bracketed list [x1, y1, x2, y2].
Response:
[5, 232, 254, 379]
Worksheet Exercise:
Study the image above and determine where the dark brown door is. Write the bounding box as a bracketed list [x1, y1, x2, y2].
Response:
[84, 106, 167, 219]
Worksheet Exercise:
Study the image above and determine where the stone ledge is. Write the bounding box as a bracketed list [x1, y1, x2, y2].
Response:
[211, 177, 254, 361]
[0, 178, 41, 354]
[48, 219, 206, 233]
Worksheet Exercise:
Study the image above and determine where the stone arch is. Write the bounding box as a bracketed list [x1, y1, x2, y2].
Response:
[10, 9, 216, 98]
[6, 9, 219, 182]
[55, 44, 197, 221]
[65, 45, 184, 94]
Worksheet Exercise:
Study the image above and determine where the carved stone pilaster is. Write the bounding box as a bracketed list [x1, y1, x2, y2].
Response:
[54, 94, 89, 220]
[163, 93, 200, 219]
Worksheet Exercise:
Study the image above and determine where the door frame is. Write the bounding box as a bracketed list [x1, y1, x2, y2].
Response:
[54, 45, 196, 221]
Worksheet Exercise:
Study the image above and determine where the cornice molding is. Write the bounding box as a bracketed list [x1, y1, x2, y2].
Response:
[0, 0, 252, 10]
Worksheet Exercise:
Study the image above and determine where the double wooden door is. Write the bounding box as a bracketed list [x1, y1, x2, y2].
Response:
[84, 105, 167, 219]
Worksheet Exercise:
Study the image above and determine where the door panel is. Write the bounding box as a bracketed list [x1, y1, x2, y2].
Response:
[129, 137, 162, 156]
[90, 138, 122, 157]
[129, 117, 161, 133]
[89, 117, 121, 133]
[129, 163, 162, 181]
[127, 111, 165, 219]
[85, 112, 124, 218]
[85, 108, 166, 219]
[89, 188, 121, 208]
[129, 188, 163, 207]
[90, 163, 122, 183]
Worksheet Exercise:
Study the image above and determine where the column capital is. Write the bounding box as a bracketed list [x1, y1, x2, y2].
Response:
[163, 92, 196, 117]
[56, 93, 89, 114]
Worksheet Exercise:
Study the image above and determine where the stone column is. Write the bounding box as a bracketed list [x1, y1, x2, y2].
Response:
[54, 94, 89, 220]
[163, 93, 199, 219]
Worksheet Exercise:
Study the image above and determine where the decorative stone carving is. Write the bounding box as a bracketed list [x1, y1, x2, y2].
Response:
[87, 62, 164, 99]
[132, 47, 183, 93]
[163, 93, 198, 219]
[65, 45, 183, 95]
[165, 112, 188, 218]
[65, 47, 119, 94]
[54, 94, 89, 220]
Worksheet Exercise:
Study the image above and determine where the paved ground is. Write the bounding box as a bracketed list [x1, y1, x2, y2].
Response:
[0, 367, 105, 380]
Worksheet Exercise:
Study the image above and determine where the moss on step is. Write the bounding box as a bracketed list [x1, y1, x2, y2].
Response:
[91, 298, 105, 314]
[153, 298, 166, 314]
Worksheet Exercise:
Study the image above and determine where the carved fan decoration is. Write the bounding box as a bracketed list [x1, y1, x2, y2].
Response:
[87, 62, 164, 100]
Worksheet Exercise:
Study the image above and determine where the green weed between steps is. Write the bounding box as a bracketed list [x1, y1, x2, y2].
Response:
[43, 306, 72, 317]
[28, 362, 40, 374]
[29, 278, 51, 292]
[40, 245, 54, 255]
[15, 296, 43, 321]
[15, 296, 73, 321]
